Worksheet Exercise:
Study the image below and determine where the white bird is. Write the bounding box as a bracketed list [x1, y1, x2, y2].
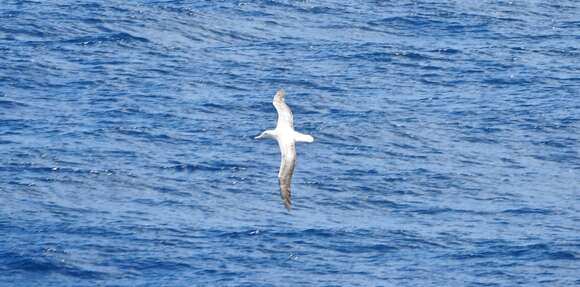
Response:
[255, 89, 314, 210]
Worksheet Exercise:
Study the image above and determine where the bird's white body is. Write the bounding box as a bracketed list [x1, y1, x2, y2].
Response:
[255, 89, 314, 210]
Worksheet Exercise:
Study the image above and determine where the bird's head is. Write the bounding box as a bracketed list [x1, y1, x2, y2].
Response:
[255, 130, 276, 140]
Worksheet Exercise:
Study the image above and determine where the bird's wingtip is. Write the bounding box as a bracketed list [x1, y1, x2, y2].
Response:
[275, 89, 286, 98]
[283, 200, 292, 211]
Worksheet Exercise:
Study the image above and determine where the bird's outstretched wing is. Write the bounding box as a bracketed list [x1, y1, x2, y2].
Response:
[277, 138, 296, 210]
[273, 89, 294, 129]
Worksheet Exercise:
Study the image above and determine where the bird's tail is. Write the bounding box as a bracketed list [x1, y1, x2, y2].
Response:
[294, 132, 314, 143]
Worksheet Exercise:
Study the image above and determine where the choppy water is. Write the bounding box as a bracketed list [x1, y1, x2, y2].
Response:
[1, 1, 579, 286]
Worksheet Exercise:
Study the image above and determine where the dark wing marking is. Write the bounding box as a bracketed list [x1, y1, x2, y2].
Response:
[273, 89, 294, 129]
[277, 138, 296, 210]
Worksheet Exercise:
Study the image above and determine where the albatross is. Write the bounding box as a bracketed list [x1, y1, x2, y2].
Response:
[255, 89, 314, 210]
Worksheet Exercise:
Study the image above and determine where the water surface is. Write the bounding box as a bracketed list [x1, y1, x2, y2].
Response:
[1, 1, 579, 286]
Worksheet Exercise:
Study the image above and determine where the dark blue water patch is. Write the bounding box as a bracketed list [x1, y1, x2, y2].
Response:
[446, 241, 580, 264]
[363, 198, 409, 210]
[369, 15, 444, 29]
[0, 99, 29, 108]
[0, 248, 106, 280]
[62, 32, 150, 46]
[501, 208, 555, 215]
[412, 207, 492, 216]
[546, 251, 577, 261]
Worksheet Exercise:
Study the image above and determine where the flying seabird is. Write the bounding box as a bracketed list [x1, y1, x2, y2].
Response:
[255, 89, 314, 210]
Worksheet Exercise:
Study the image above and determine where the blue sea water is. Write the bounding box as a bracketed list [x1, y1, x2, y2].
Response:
[1, 0, 579, 286]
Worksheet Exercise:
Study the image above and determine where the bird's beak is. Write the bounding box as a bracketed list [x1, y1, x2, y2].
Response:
[255, 134, 264, 139]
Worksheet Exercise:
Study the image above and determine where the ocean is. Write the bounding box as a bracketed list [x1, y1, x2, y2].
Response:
[0, 1, 579, 286]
